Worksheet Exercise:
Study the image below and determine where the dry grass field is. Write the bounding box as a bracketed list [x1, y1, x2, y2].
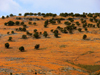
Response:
[0, 14, 100, 75]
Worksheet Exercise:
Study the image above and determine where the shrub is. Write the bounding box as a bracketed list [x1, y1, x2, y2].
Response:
[23, 25, 27, 28]
[64, 21, 71, 25]
[19, 46, 24, 52]
[57, 26, 61, 29]
[6, 15, 9, 18]
[15, 21, 20, 25]
[54, 32, 58, 38]
[34, 32, 39, 38]
[19, 27, 22, 31]
[45, 20, 48, 25]
[43, 31, 48, 38]
[78, 28, 82, 32]
[33, 22, 36, 25]
[11, 31, 14, 34]
[34, 29, 37, 32]
[83, 34, 87, 40]
[8, 37, 12, 41]
[90, 18, 93, 22]
[51, 29, 53, 32]
[40, 32, 42, 34]
[19, 13, 22, 16]
[4, 23, 7, 26]
[7, 32, 10, 34]
[5, 43, 9, 48]
[2, 16, 5, 19]
[35, 44, 40, 49]
[63, 29, 67, 33]
[57, 19, 61, 24]
[54, 30, 58, 33]
[10, 73, 12, 75]
[85, 28, 88, 31]
[22, 27, 26, 31]
[21, 22, 24, 25]
[28, 22, 32, 25]
[22, 35, 27, 39]
[44, 24, 47, 28]
[97, 23, 100, 28]
[7, 21, 14, 26]
[76, 22, 80, 26]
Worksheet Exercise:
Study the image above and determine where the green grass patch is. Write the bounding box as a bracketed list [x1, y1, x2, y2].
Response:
[60, 45, 67, 48]
[66, 60, 100, 73]
[76, 64, 100, 73]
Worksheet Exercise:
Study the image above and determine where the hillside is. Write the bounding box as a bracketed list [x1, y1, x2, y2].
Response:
[0, 13, 100, 75]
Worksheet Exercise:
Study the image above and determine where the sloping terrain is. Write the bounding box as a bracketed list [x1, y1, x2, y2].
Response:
[0, 14, 100, 75]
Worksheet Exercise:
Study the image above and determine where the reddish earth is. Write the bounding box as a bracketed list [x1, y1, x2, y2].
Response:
[0, 15, 100, 75]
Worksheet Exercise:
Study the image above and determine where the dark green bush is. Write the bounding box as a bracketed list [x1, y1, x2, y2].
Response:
[35, 44, 40, 49]
[22, 35, 27, 39]
[44, 24, 47, 28]
[54, 32, 58, 38]
[34, 32, 39, 38]
[22, 27, 26, 31]
[33, 22, 36, 25]
[28, 22, 32, 25]
[78, 28, 82, 32]
[51, 29, 53, 32]
[85, 28, 88, 31]
[8, 37, 12, 41]
[21, 22, 24, 25]
[4, 23, 7, 26]
[83, 34, 87, 40]
[19, 46, 24, 52]
[43, 31, 48, 38]
[7, 32, 10, 34]
[2, 16, 5, 19]
[5, 43, 9, 48]
[15, 21, 20, 25]
[7, 21, 14, 26]
[57, 19, 61, 24]
[34, 29, 37, 32]
[11, 31, 14, 34]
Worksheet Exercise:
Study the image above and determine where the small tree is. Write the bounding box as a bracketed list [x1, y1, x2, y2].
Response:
[7, 32, 10, 34]
[57, 19, 61, 24]
[21, 22, 24, 25]
[19, 13, 22, 16]
[8, 37, 12, 41]
[83, 34, 87, 40]
[54, 32, 58, 38]
[5, 43, 9, 48]
[51, 29, 53, 32]
[34, 32, 39, 39]
[28, 22, 32, 25]
[8, 21, 14, 26]
[35, 44, 40, 49]
[19, 46, 24, 52]
[44, 24, 47, 28]
[34, 29, 37, 32]
[78, 28, 82, 32]
[2, 16, 5, 19]
[22, 27, 26, 31]
[22, 35, 27, 39]
[11, 31, 14, 34]
[4, 23, 7, 26]
[85, 28, 88, 31]
[15, 21, 20, 25]
[33, 22, 36, 25]
[43, 31, 48, 38]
